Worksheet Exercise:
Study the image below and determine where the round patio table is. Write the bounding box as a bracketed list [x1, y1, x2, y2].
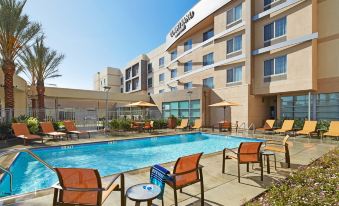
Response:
[261, 150, 277, 174]
[126, 183, 161, 206]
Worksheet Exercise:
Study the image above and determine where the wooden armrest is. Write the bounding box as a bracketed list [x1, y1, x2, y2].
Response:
[103, 173, 123, 191]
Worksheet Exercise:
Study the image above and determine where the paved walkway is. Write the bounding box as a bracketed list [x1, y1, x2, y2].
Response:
[0, 131, 337, 206]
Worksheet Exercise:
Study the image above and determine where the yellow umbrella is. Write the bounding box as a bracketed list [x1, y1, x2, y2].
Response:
[126, 101, 157, 107]
[209, 101, 240, 123]
[126, 101, 157, 119]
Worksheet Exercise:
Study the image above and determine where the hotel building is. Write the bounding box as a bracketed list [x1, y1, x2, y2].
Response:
[117, 0, 339, 127]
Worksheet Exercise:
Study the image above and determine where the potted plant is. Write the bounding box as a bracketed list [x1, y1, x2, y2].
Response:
[167, 115, 177, 129]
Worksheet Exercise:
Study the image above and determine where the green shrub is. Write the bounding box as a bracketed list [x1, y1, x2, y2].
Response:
[317, 120, 330, 130]
[246, 148, 339, 206]
[53, 121, 64, 131]
[176, 118, 182, 126]
[153, 119, 167, 129]
[294, 118, 305, 129]
[0, 122, 11, 135]
[109, 119, 131, 131]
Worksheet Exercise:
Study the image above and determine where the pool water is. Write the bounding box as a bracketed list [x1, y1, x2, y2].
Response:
[0, 133, 262, 197]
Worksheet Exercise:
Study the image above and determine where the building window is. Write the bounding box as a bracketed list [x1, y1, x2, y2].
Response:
[120, 88, 123, 93]
[126, 68, 131, 80]
[316, 93, 339, 120]
[171, 50, 177, 61]
[120, 77, 123, 85]
[184, 82, 192, 89]
[184, 61, 193, 73]
[171, 69, 177, 79]
[264, 17, 286, 43]
[147, 77, 153, 88]
[203, 29, 214, 41]
[264, 55, 287, 76]
[170, 86, 177, 91]
[125, 81, 131, 92]
[203, 77, 214, 89]
[159, 57, 165, 67]
[264, 0, 282, 11]
[203, 53, 214, 66]
[227, 3, 242, 25]
[184, 39, 192, 52]
[162, 100, 200, 123]
[159, 89, 165, 94]
[227, 66, 242, 83]
[227, 35, 242, 54]
[159, 73, 165, 83]
[147, 63, 153, 73]
[132, 64, 139, 77]
[132, 78, 139, 90]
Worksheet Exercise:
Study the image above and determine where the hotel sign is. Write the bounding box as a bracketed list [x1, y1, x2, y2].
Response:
[170, 11, 195, 38]
[166, 0, 231, 50]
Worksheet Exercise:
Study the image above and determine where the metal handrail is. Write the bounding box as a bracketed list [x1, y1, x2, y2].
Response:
[0, 165, 13, 193]
[0, 148, 55, 194]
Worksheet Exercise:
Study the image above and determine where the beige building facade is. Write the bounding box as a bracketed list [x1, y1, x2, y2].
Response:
[120, 0, 339, 127]
[93, 67, 123, 93]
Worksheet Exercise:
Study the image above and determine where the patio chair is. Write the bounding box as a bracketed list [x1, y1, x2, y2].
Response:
[165, 153, 204, 206]
[52, 168, 125, 206]
[256, 119, 275, 132]
[175, 119, 188, 130]
[191, 119, 202, 131]
[264, 135, 290, 168]
[218, 121, 231, 132]
[11, 123, 43, 145]
[222, 142, 263, 183]
[296, 121, 317, 137]
[40, 122, 67, 140]
[274, 120, 294, 134]
[143, 121, 154, 132]
[63, 120, 91, 139]
[323, 121, 339, 139]
[131, 121, 141, 132]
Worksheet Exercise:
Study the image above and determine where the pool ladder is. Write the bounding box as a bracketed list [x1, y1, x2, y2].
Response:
[236, 122, 255, 136]
[0, 148, 55, 194]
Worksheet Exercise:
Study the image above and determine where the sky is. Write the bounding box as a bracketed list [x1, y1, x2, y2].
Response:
[23, 0, 197, 90]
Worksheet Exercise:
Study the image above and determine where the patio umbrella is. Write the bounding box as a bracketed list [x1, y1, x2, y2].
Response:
[126, 101, 157, 119]
[209, 101, 240, 123]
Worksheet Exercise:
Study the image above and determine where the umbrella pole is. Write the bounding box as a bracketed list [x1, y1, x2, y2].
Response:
[223, 106, 226, 123]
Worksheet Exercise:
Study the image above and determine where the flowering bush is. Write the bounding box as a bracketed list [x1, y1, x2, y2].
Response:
[246, 148, 339, 206]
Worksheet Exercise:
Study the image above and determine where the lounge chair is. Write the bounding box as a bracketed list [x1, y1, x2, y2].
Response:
[12, 123, 43, 145]
[52, 168, 125, 206]
[175, 119, 188, 130]
[274, 120, 294, 134]
[191, 119, 202, 131]
[40, 122, 67, 140]
[323, 121, 339, 139]
[165, 153, 204, 206]
[296, 121, 317, 137]
[256, 119, 275, 132]
[264, 135, 290, 168]
[222, 142, 263, 183]
[63, 120, 90, 139]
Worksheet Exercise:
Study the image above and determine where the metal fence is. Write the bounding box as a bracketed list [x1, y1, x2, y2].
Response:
[0, 108, 162, 130]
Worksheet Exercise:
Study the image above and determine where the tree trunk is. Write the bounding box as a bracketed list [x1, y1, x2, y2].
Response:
[36, 81, 45, 120]
[2, 60, 15, 121]
[32, 98, 37, 117]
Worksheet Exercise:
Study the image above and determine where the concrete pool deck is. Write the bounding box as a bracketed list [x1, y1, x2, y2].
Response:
[0, 130, 337, 206]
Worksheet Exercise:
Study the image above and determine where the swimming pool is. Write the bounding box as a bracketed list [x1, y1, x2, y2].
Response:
[0, 133, 262, 197]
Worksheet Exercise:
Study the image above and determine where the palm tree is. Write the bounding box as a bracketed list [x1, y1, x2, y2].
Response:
[0, 0, 41, 118]
[18, 36, 64, 119]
